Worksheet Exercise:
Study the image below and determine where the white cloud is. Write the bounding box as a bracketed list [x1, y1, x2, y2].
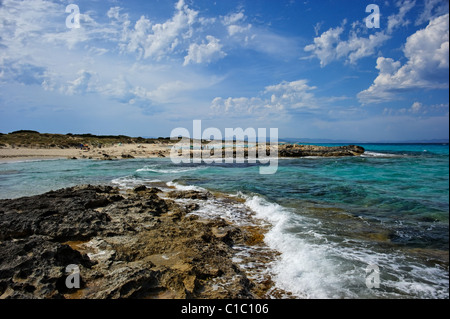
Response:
[118, 0, 199, 60]
[337, 31, 390, 65]
[314, 22, 324, 36]
[359, 14, 449, 104]
[227, 24, 252, 36]
[304, 26, 344, 67]
[387, 0, 416, 33]
[410, 101, 422, 114]
[416, 0, 449, 25]
[264, 80, 318, 109]
[304, 21, 389, 67]
[304, 1, 422, 67]
[183, 36, 226, 66]
[222, 11, 252, 36]
[211, 96, 266, 115]
[64, 70, 97, 95]
[211, 79, 318, 118]
[223, 12, 246, 26]
[383, 101, 449, 117]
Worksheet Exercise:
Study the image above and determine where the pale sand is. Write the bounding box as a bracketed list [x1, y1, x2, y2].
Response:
[0, 143, 277, 163]
[0, 143, 174, 162]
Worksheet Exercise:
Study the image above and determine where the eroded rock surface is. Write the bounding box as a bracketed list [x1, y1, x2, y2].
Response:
[0, 185, 274, 299]
[279, 144, 365, 157]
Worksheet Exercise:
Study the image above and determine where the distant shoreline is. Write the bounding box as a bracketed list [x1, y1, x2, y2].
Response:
[1, 130, 366, 162]
[0, 144, 173, 162]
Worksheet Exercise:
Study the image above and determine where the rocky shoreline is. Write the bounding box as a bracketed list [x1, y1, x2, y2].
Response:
[278, 144, 365, 157]
[1, 140, 365, 162]
[0, 184, 281, 299]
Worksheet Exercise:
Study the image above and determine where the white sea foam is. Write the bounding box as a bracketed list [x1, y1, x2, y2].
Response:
[136, 164, 207, 174]
[110, 174, 450, 298]
[242, 195, 449, 299]
[361, 151, 400, 158]
[243, 195, 348, 298]
[111, 176, 162, 189]
[166, 181, 206, 192]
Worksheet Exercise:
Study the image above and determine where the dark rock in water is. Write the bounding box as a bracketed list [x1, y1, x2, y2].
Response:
[0, 185, 270, 299]
[133, 185, 148, 192]
[133, 185, 161, 194]
[278, 144, 365, 157]
[167, 190, 210, 200]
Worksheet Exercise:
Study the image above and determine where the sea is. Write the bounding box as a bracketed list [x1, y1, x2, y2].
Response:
[1, 143, 448, 299]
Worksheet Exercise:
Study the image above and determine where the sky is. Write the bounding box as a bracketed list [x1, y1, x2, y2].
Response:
[0, 0, 448, 142]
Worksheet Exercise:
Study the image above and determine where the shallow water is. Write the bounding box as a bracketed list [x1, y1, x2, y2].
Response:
[0, 143, 448, 298]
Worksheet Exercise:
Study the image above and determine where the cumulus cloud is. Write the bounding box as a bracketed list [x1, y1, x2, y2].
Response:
[222, 11, 252, 36]
[410, 101, 423, 114]
[264, 80, 318, 109]
[304, 1, 421, 67]
[117, 0, 198, 60]
[304, 24, 390, 67]
[211, 79, 318, 117]
[304, 26, 345, 67]
[358, 14, 449, 104]
[184, 36, 226, 66]
[338, 32, 390, 65]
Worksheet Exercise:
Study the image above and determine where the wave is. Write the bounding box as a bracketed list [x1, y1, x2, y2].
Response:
[0, 158, 65, 164]
[111, 176, 162, 189]
[136, 165, 207, 174]
[166, 181, 206, 192]
[242, 194, 449, 299]
[109, 175, 450, 298]
[361, 151, 402, 158]
[243, 195, 345, 298]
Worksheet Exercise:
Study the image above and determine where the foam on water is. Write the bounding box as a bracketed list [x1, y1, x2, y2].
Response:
[166, 181, 206, 192]
[243, 195, 346, 298]
[361, 151, 402, 158]
[1, 144, 446, 298]
[136, 165, 206, 174]
[242, 195, 449, 299]
[111, 176, 162, 189]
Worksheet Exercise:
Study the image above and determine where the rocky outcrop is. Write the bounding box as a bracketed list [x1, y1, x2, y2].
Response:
[181, 144, 365, 159]
[278, 144, 365, 157]
[0, 185, 275, 299]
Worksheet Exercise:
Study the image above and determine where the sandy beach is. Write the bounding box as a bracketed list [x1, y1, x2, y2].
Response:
[0, 143, 174, 162]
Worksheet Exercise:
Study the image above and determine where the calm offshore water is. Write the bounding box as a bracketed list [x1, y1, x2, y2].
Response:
[1, 144, 448, 298]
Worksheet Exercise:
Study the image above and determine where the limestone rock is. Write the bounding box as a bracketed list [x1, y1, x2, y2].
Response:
[0, 185, 270, 299]
[278, 144, 365, 157]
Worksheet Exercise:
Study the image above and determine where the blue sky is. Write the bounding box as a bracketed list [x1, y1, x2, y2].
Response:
[0, 0, 448, 141]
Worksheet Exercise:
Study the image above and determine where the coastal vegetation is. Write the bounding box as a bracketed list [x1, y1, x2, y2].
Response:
[0, 131, 172, 149]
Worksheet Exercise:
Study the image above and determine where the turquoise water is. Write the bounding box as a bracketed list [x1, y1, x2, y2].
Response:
[0, 144, 448, 298]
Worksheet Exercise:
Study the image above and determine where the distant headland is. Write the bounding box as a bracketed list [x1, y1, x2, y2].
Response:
[0, 130, 365, 162]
